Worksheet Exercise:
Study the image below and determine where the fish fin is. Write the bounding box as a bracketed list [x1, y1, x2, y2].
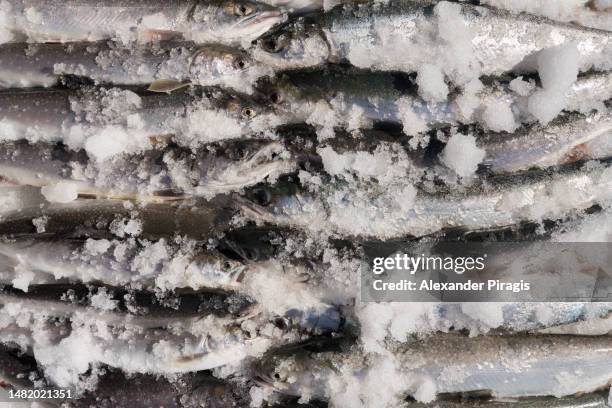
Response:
[147, 79, 191, 93]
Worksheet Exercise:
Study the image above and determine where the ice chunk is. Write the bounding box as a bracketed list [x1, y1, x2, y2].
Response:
[481, 100, 518, 132]
[527, 44, 579, 124]
[396, 97, 428, 137]
[416, 64, 449, 103]
[41, 182, 79, 203]
[413, 377, 437, 403]
[0, 0, 15, 43]
[440, 133, 485, 178]
[89, 288, 118, 311]
[509, 76, 535, 96]
[453, 79, 484, 122]
[537, 44, 580, 91]
[527, 88, 566, 124]
[32, 216, 48, 233]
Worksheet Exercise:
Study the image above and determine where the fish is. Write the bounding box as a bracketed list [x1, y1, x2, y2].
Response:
[0, 286, 342, 374]
[252, 1, 612, 75]
[255, 333, 612, 401]
[76, 369, 247, 408]
[478, 109, 612, 174]
[0, 41, 271, 94]
[0, 197, 236, 241]
[401, 393, 611, 407]
[0, 282, 251, 326]
[2, 0, 286, 47]
[236, 162, 612, 240]
[256, 68, 612, 138]
[0, 139, 303, 200]
[0, 86, 279, 150]
[0, 234, 313, 293]
[0, 343, 248, 408]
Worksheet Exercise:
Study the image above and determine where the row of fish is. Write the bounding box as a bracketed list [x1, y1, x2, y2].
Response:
[1, 0, 612, 406]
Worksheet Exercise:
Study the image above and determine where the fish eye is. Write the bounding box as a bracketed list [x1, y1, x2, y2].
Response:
[252, 188, 271, 206]
[230, 143, 250, 160]
[242, 106, 257, 119]
[244, 247, 260, 261]
[269, 90, 282, 104]
[232, 56, 249, 70]
[273, 317, 289, 330]
[233, 2, 254, 16]
[222, 260, 233, 270]
[261, 34, 288, 53]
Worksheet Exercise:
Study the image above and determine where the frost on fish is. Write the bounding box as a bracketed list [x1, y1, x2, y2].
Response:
[0, 139, 301, 201]
[0, 41, 272, 94]
[0, 282, 341, 385]
[238, 162, 612, 240]
[254, 67, 612, 139]
[0, 86, 282, 157]
[1, 0, 286, 47]
[256, 334, 612, 403]
[253, 1, 612, 81]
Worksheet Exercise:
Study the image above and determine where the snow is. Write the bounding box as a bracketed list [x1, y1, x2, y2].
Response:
[396, 97, 429, 137]
[89, 288, 118, 311]
[483, 0, 612, 31]
[440, 132, 486, 178]
[413, 377, 437, 403]
[509, 76, 536, 97]
[41, 182, 79, 203]
[453, 78, 484, 122]
[481, 100, 518, 132]
[416, 64, 449, 104]
[0, 0, 15, 43]
[31, 216, 48, 233]
[527, 44, 580, 124]
[0, 0, 610, 405]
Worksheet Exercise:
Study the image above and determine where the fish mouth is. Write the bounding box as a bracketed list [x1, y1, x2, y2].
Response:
[233, 194, 268, 218]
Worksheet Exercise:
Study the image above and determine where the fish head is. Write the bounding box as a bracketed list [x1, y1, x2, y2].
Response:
[235, 178, 317, 226]
[253, 338, 344, 396]
[252, 75, 303, 122]
[192, 0, 287, 43]
[189, 45, 270, 92]
[252, 19, 330, 69]
[195, 140, 299, 194]
[214, 88, 284, 132]
[192, 251, 247, 282]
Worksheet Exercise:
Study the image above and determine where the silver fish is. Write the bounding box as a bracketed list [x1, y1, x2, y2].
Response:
[3, 0, 286, 46]
[0, 86, 279, 148]
[252, 1, 612, 74]
[0, 139, 301, 200]
[0, 283, 250, 327]
[401, 393, 611, 408]
[256, 333, 612, 400]
[0, 235, 315, 294]
[0, 198, 236, 241]
[237, 163, 612, 240]
[0, 290, 341, 374]
[0, 41, 271, 94]
[75, 369, 246, 408]
[479, 109, 612, 174]
[0, 237, 247, 290]
[256, 69, 612, 139]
